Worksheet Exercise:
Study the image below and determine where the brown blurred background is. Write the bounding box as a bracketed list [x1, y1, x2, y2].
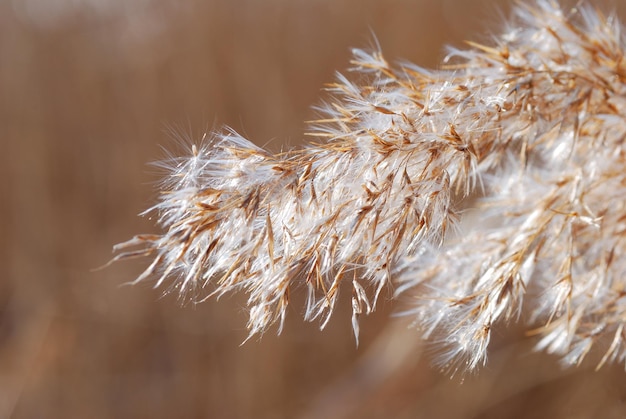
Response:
[3, 0, 626, 418]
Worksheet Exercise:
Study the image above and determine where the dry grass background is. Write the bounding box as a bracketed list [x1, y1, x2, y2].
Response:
[3, 0, 626, 418]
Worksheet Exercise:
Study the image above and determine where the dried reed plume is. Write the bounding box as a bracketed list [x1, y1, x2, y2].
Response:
[115, 1, 626, 372]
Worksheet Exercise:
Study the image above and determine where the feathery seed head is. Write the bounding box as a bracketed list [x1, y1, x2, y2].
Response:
[115, 1, 626, 371]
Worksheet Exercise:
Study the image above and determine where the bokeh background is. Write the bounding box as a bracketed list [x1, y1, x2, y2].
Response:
[3, 0, 626, 418]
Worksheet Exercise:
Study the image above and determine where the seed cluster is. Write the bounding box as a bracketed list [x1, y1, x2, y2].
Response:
[116, 1, 626, 371]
